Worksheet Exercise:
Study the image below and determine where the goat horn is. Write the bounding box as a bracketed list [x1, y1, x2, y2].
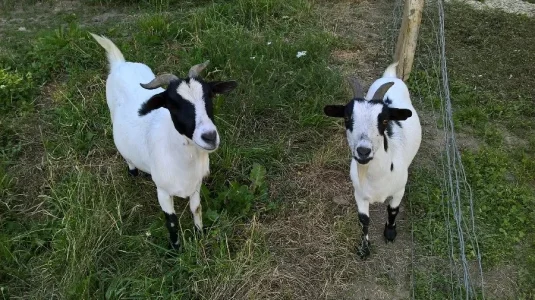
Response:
[371, 82, 395, 100]
[140, 73, 178, 90]
[188, 60, 210, 78]
[347, 77, 364, 99]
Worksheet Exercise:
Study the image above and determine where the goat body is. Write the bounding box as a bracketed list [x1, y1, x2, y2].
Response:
[350, 64, 421, 205]
[92, 34, 237, 249]
[99, 38, 210, 199]
[324, 63, 422, 257]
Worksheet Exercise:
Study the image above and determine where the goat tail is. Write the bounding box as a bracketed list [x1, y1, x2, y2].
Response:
[90, 33, 125, 70]
[382, 62, 399, 78]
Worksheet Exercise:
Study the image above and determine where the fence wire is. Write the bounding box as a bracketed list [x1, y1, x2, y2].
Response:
[387, 0, 485, 298]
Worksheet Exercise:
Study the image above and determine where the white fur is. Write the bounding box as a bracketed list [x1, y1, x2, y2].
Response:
[348, 63, 421, 241]
[176, 80, 220, 150]
[91, 34, 208, 230]
[349, 65, 421, 205]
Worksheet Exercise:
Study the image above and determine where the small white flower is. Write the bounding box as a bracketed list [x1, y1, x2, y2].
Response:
[296, 51, 307, 58]
[145, 231, 151, 237]
[18, 27, 27, 31]
[250, 56, 256, 60]
[267, 41, 272, 45]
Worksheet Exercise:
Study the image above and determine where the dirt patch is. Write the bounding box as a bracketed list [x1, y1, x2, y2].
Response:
[319, 0, 395, 85]
[263, 163, 412, 299]
[0, 0, 127, 36]
[482, 264, 519, 299]
[252, 1, 414, 299]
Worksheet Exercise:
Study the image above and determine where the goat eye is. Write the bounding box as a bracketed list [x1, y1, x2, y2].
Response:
[344, 116, 350, 122]
[383, 119, 389, 125]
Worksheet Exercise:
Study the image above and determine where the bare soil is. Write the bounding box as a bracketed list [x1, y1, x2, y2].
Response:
[1, 0, 523, 299]
[259, 1, 415, 299]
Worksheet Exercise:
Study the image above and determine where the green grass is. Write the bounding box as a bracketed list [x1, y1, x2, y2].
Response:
[1, 0, 534, 299]
[406, 2, 535, 298]
[0, 0, 342, 298]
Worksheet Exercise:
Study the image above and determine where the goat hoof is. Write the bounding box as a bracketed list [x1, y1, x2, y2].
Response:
[194, 225, 207, 237]
[383, 223, 397, 243]
[357, 240, 371, 258]
[128, 167, 139, 177]
[169, 240, 181, 251]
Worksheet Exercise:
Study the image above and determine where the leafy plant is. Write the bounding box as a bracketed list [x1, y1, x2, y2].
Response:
[0, 68, 35, 112]
[203, 163, 269, 226]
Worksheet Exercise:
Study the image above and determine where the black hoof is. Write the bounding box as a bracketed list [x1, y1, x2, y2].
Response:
[128, 167, 139, 177]
[384, 223, 397, 243]
[357, 240, 371, 258]
[169, 240, 181, 251]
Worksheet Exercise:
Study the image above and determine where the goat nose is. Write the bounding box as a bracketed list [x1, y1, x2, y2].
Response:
[201, 131, 217, 144]
[357, 146, 371, 157]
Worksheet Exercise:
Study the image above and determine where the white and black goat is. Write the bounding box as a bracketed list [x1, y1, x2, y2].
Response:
[323, 63, 421, 258]
[90, 34, 237, 249]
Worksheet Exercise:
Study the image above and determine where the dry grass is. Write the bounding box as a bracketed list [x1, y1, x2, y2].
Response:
[1, 0, 534, 299]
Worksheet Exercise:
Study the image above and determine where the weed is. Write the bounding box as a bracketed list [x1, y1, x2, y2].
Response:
[1, 0, 534, 298]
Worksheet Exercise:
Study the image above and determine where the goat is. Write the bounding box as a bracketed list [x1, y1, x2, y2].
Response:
[90, 33, 238, 249]
[323, 62, 421, 258]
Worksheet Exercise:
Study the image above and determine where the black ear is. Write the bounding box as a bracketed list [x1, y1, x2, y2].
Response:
[323, 105, 346, 118]
[138, 92, 168, 116]
[210, 81, 238, 95]
[388, 108, 412, 121]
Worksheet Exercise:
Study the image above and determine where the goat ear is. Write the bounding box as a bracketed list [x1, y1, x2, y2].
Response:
[138, 92, 167, 116]
[210, 81, 238, 95]
[388, 108, 412, 121]
[323, 105, 345, 118]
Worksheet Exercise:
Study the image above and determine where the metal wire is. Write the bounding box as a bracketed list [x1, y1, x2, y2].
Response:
[389, 0, 486, 298]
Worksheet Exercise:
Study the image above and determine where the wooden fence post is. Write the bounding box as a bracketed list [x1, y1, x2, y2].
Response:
[394, 0, 425, 81]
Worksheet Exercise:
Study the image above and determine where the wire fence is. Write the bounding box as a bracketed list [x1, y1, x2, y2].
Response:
[387, 1, 485, 298]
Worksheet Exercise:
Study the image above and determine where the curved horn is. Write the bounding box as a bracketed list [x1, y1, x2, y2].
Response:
[371, 82, 395, 100]
[140, 73, 178, 90]
[347, 77, 364, 99]
[188, 60, 210, 78]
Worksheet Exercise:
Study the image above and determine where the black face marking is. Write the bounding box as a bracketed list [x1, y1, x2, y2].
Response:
[378, 105, 394, 138]
[138, 78, 222, 140]
[166, 80, 198, 139]
[378, 105, 408, 152]
[200, 80, 215, 122]
[384, 97, 392, 105]
[390, 163, 394, 171]
[138, 79, 199, 139]
[344, 100, 355, 131]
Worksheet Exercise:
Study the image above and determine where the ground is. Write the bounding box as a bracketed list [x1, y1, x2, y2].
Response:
[1, 0, 534, 299]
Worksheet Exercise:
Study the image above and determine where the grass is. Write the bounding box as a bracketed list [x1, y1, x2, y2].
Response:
[0, 0, 342, 298]
[0, 0, 534, 299]
[406, 2, 535, 298]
